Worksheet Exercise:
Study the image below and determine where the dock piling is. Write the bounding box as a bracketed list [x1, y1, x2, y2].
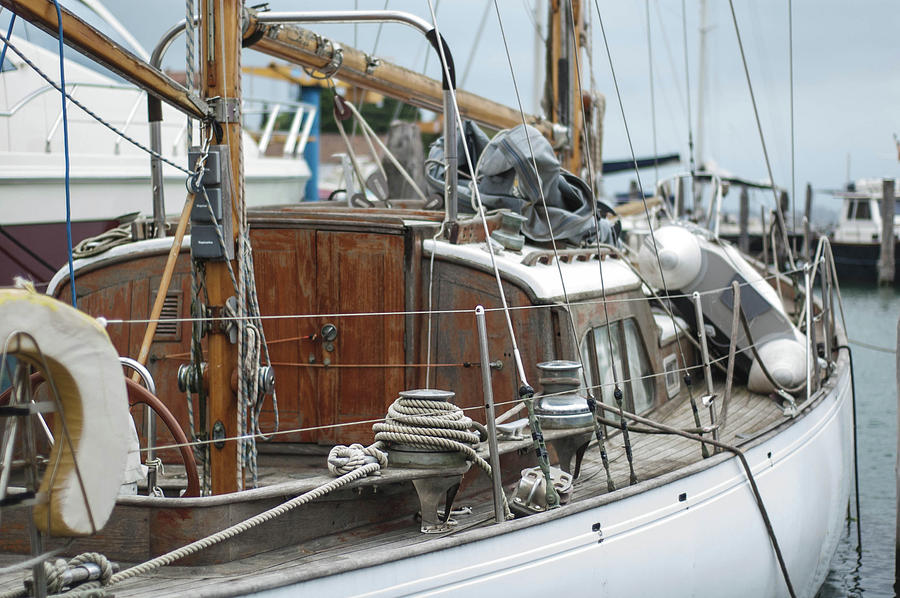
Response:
[879, 179, 895, 285]
[739, 186, 749, 253]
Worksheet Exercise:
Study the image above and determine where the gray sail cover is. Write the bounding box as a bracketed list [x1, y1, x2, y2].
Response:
[426, 121, 615, 245]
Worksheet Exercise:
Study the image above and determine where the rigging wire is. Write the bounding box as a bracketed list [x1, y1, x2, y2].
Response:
[645, 0, 659, 187]
[425, 0, 530, 390]
[788, 0, 796, 235]
[369, 0, 390, 56]
[680, 0, 697, 187]
[591, 0, 708, 458]
[0, 13, 14, 67]
[0, 33, 194, 176]
[726, 0, 795, 269]
[489, 0, 614, 490]
[562, 0, 639, 483]
[489, 0, 590, 407]
[460, 1, 492, 90]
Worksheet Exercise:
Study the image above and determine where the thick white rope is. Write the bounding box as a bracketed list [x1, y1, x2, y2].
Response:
[373, 395, 511, 518]
[68, 463, 381, 593]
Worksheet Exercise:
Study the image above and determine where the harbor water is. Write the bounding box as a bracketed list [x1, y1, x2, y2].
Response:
[818, 283, 899, 597]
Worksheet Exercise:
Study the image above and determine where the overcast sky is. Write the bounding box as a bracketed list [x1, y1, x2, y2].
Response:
[3, 0, 898, 213]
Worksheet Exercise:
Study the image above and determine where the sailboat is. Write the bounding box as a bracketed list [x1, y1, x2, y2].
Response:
[0, 1, 854, 597]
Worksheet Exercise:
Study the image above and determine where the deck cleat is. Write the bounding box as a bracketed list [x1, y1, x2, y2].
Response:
[510, 466, 573, 516]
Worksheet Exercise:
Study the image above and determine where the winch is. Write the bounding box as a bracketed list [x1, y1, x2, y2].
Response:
[383, 389, 471, 469]
[534, 360, 593, 428]
[373, 389, 477, 533]
[534, 360, 594, 474]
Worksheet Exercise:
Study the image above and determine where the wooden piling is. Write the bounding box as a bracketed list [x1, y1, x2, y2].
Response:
[384, 121, 425, 200]
[879, 179, 895, 285]
[739, 185, 749, 253]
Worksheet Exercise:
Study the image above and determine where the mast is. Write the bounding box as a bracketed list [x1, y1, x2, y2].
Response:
[200, 0, 242, 494]
[695, 0, 709, 171]
[546, 0, 587, 175]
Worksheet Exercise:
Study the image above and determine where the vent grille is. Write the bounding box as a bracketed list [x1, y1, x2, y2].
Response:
[154, 290, 182, 342]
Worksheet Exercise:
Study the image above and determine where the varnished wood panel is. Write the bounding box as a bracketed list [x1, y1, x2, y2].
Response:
[316, 231, 405, 444]
[423, 261, 557, 422]
[251, 228, 318, 442]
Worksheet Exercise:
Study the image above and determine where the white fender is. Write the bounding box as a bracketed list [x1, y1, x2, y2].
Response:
[0, 288, 131, 536]
[747, 337, 807, 395]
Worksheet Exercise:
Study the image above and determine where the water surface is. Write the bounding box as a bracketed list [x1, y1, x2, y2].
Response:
[818, 283, 899, 597]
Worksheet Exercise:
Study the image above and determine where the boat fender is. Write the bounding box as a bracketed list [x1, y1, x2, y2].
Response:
[0, 288, 133, 536]
[747, 337, 807, 395]
[636, 225, 703, 290]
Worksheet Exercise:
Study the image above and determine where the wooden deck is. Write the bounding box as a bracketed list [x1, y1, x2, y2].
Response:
[0, 380, 793, 597]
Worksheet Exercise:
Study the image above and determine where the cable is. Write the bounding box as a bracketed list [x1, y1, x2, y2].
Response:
[835, 344, 863, 554]
[45, 1, 76, 308]
[726, 0, 795, 270]
[0, 13, 14, 67]
[0, 32, 193, 176]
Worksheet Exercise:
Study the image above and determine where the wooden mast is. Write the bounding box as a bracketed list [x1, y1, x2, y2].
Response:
[546, 0, 586, 175]
[200, 0, 241, 494]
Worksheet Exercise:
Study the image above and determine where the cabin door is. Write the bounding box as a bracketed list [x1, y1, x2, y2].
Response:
[252, 228, 405, 445]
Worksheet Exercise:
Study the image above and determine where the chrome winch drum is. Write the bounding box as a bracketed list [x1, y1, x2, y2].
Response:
[534, 360, 593, 429]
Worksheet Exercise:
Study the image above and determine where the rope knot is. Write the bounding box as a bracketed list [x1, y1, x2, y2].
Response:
[327, 443, 387, 476]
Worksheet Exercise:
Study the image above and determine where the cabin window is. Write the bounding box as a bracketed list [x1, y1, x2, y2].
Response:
[854, 200, 871, 220]
[580, 318, 656, 414]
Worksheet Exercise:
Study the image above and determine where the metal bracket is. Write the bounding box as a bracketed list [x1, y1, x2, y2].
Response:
[208, 97, 242, 123]
[212, 421, 226, 449]
[364, 53, 381, 74]
[311, 35, 343, 78]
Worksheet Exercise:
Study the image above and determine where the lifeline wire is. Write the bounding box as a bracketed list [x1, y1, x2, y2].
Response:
[101, 265, 804, 326]
[140, 338, 768, 457]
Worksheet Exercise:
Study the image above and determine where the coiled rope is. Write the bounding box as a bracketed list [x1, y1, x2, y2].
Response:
[1, 553, 112, 598]
[373, 393, 511, 519]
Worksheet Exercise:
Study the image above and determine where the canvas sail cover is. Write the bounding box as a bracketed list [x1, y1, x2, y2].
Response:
[426, 121, 616, 245]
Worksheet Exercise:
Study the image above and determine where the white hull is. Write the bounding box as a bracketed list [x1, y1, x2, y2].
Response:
[247, 366, 851, 598]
